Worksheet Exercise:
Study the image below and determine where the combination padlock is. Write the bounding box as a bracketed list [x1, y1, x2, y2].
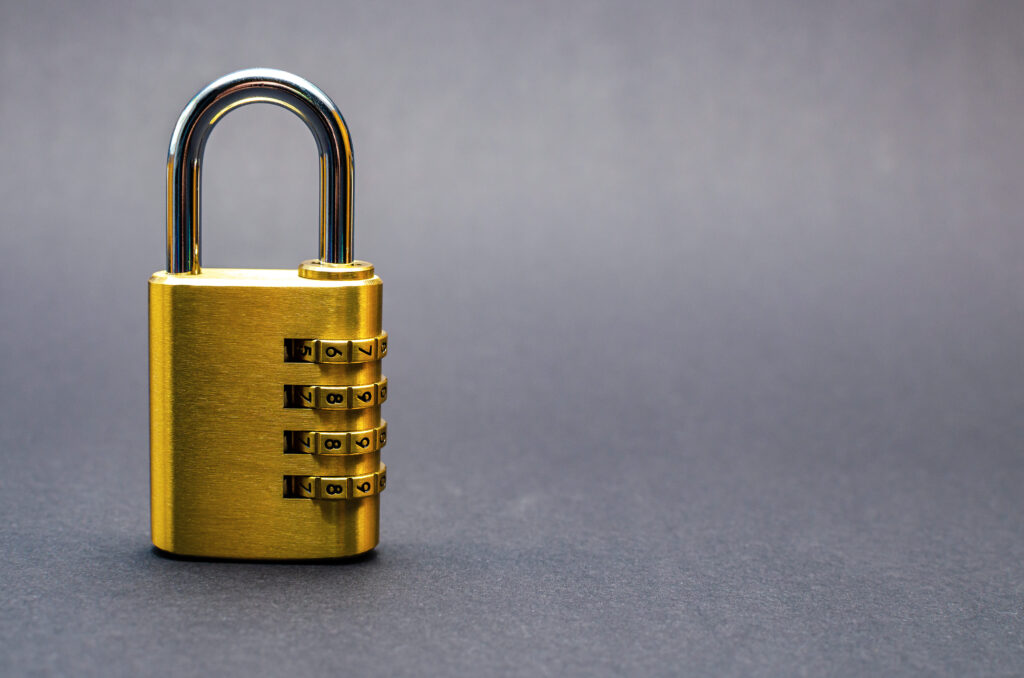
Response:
[150, 69, 388, 559]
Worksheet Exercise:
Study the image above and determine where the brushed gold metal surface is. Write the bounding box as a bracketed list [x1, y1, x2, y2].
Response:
[150, 265, 387, 559]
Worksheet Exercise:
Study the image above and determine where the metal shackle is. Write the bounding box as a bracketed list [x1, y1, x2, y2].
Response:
[166, 68, 354, 273]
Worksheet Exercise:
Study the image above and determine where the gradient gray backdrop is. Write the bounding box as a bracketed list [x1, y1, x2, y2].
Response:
[1, 1, 1023, 676]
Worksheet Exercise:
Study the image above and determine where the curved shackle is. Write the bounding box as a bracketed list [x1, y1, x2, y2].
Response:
[166, 68, 354, 273]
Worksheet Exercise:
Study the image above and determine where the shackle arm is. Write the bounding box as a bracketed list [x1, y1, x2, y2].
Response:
[166, 68, 354, 273]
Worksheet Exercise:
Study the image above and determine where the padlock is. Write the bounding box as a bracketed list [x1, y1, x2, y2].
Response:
[150, 69, 388, 559]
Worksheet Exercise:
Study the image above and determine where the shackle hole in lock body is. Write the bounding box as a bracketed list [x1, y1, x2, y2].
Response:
[166, 68, 356, 274]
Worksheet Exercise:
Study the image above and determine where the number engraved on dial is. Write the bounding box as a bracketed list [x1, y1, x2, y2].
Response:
[322, 344, 347, 360]
[284, 333, 388, 364]
[284, 380, 388, 410]
[351, 473, 377, 498]
[284, 422, 387, 455]
[283, 467, 387, 500]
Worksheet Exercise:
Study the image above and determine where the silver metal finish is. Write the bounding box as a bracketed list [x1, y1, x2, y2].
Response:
[166, 68, 354, 273]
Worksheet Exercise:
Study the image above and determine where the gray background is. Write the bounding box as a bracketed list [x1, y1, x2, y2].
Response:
[1, 0, 1022, 675]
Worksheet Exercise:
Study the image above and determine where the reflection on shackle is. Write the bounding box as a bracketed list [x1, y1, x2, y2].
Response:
[166, 68, 354, 273]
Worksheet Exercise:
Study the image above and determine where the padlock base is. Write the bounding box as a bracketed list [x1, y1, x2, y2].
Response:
[151, 545, 379, 564]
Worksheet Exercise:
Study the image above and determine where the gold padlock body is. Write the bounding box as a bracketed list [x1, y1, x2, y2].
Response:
[149, 263, 385, 559]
